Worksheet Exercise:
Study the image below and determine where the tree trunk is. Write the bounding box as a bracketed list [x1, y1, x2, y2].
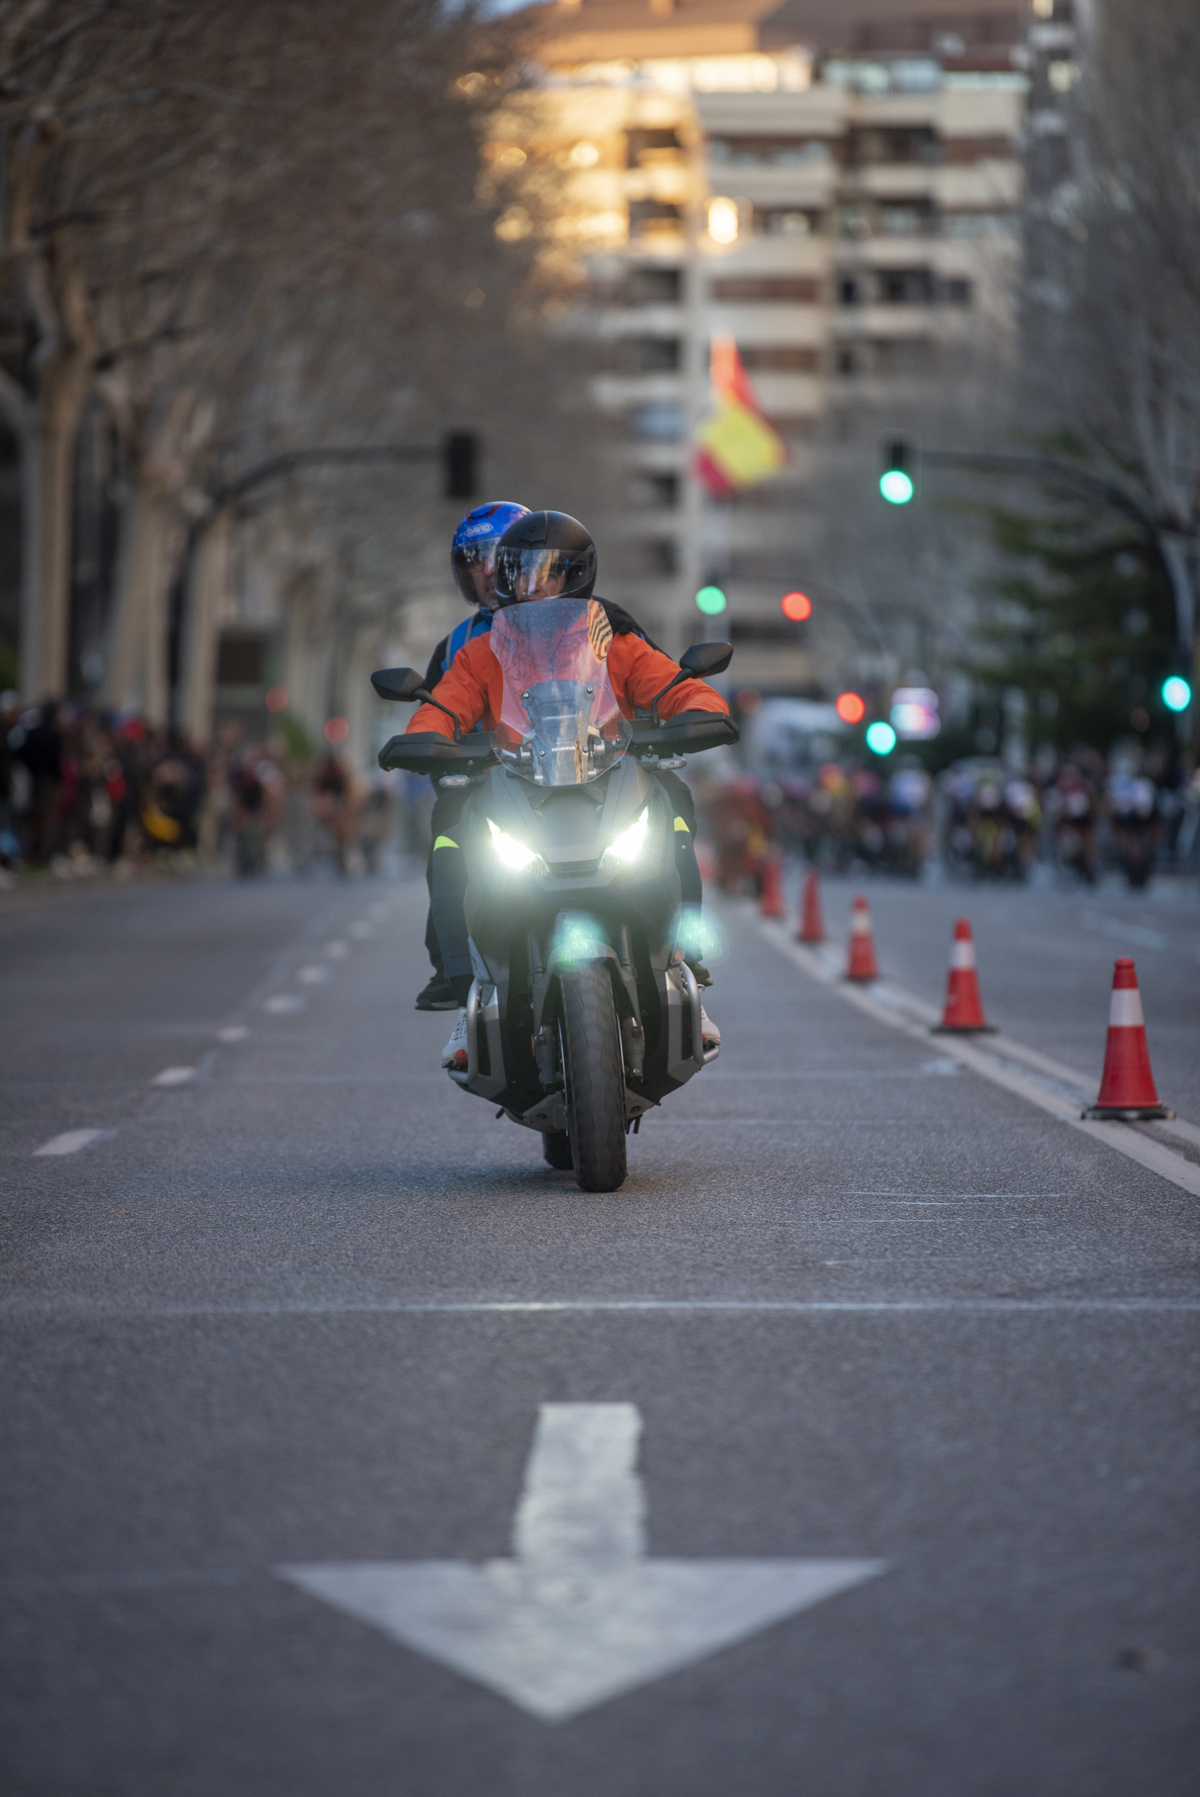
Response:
[178, 511, 231, 743]
[3, 354, 90, 703]
[103, 484, 176, 721]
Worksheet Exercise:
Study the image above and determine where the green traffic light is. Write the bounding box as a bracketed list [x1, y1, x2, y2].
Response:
[1162, 675, 1192, 712]
[879, 470, 914, 505]
[696, 585, 727, 616]
[865, 720, 897, 755]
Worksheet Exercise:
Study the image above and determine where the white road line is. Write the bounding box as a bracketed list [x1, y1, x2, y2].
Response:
[1081, 909, 1167, 951]
[216, 1026, 250, 1043]
[324, 940, 350, 960]
[348, 922, 375, 940]
[263, 995, 306, 1014]
[151, 1066, 196, 1087]
[33, 1128, 112, 1157]
[297, 965, 331, 984]
[756, 919, 1200, 1201]
[6, 1298, 1198, 1321]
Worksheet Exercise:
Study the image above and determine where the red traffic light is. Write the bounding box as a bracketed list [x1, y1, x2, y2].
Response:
[781, 591, 812, 622]
[835, 691, 865, 725]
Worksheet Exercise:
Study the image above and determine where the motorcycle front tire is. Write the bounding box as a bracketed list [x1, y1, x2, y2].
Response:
[559, 961, 627, 1192]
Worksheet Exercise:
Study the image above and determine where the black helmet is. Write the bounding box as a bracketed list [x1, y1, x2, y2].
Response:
[494, 510, 597, 605]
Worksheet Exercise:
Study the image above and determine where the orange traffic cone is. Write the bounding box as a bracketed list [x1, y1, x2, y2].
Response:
[932, 918, 995, 1034]
[797, 870, 825, 944]
[759, 850, 785, 919]
[845, 893, 879, 981]
[1082, 958, 1173, 1120]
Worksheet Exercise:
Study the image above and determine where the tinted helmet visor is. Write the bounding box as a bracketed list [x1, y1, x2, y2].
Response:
[495, 542, 596, 603]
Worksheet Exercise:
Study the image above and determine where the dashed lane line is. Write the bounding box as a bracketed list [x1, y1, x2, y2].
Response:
[151, 1066, 196, 1087]
[754, 918, 1200, 1201]
[32, 1128, 115, 1157]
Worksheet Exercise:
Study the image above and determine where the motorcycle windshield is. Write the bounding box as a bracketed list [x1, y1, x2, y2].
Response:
[489, 598, 632, 786]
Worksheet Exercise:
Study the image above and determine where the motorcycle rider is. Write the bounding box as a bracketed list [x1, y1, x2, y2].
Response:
[414, 501, 530, 1010]
[407, 510, 728, 1068]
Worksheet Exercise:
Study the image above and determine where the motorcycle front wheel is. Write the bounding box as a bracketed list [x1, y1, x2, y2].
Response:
[559, 961, 627, 1192]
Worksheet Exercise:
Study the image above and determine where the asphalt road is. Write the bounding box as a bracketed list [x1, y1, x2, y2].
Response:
[2, 864, 1198, 1795]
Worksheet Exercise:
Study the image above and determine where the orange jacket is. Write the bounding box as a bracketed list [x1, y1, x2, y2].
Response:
[406, 628, 729, 739]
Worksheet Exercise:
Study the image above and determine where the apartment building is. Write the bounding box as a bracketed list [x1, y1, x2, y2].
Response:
[508, 0, 1027, 689]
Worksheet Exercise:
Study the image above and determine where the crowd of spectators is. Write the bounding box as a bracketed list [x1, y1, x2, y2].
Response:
[695, 743, 1200, 894]
[0, 696, 387, 882]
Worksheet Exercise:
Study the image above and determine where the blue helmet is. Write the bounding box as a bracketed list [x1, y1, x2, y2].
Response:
[451, 501, 530, 606]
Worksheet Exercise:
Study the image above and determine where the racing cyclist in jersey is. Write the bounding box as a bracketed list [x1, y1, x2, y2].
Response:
[414, 501, 530, 1011]
[406, 510, 725, 1069]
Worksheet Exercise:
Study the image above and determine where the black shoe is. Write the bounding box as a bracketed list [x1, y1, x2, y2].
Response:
[415, 974, 458, 1011]
[685, 958, 713, 988]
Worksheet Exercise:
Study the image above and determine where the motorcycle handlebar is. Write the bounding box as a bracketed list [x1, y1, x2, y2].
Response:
[378, 731, 496, 774]
[379, 711, 739, 775]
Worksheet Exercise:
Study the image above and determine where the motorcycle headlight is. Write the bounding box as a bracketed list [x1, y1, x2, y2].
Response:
[487, 817, 548, 876]
[599, 807, 649, 872]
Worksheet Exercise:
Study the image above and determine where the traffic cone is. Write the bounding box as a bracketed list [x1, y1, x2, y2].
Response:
[759, 850, 785, 919]
[845, 893, 879, 981]
[1082, 958, 1173, 1120]
[932, 918, 995, 1034]
[797, 870, 825, 944]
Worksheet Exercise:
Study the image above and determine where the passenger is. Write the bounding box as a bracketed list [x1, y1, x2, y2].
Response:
[413, 501, 531, 1011]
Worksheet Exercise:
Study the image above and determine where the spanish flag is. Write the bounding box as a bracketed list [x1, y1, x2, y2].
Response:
[693, 339, 787, 497]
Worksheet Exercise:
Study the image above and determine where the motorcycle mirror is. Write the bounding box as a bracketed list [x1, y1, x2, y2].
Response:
[371, 667, 430, 703]
[679, 642, 733, 678]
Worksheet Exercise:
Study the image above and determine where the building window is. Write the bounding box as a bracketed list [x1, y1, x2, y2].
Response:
[836, 205, 872, 239]
[836, 348, 857, 377]
[838, 277, 860, 306]
[627, 265, 681, 304]
[877, 268, 934, 305]
[626, 336, 681, 372]
[707, 136, 833, 168]
[641, 538, 678, 574]
[710, 276, 821, 303]
[877, 202, 935, 237]
[628, 403, 683, 441]
[631, 472, 679, 509]
[941, 277, 973, 306]
[750, 207, 817, 237]
[738, 346, 820, 372]
[848, 126, 940, 165]
[942, 212, 1012, 237]
[628, 199, 682, 238]
[626, 128, 683, 168]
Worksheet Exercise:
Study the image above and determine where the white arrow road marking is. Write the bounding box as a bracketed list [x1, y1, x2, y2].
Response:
[278, 1404, 886, 1723]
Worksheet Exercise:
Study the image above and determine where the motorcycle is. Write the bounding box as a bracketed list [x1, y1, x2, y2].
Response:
[373, 597, 737, 1192]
